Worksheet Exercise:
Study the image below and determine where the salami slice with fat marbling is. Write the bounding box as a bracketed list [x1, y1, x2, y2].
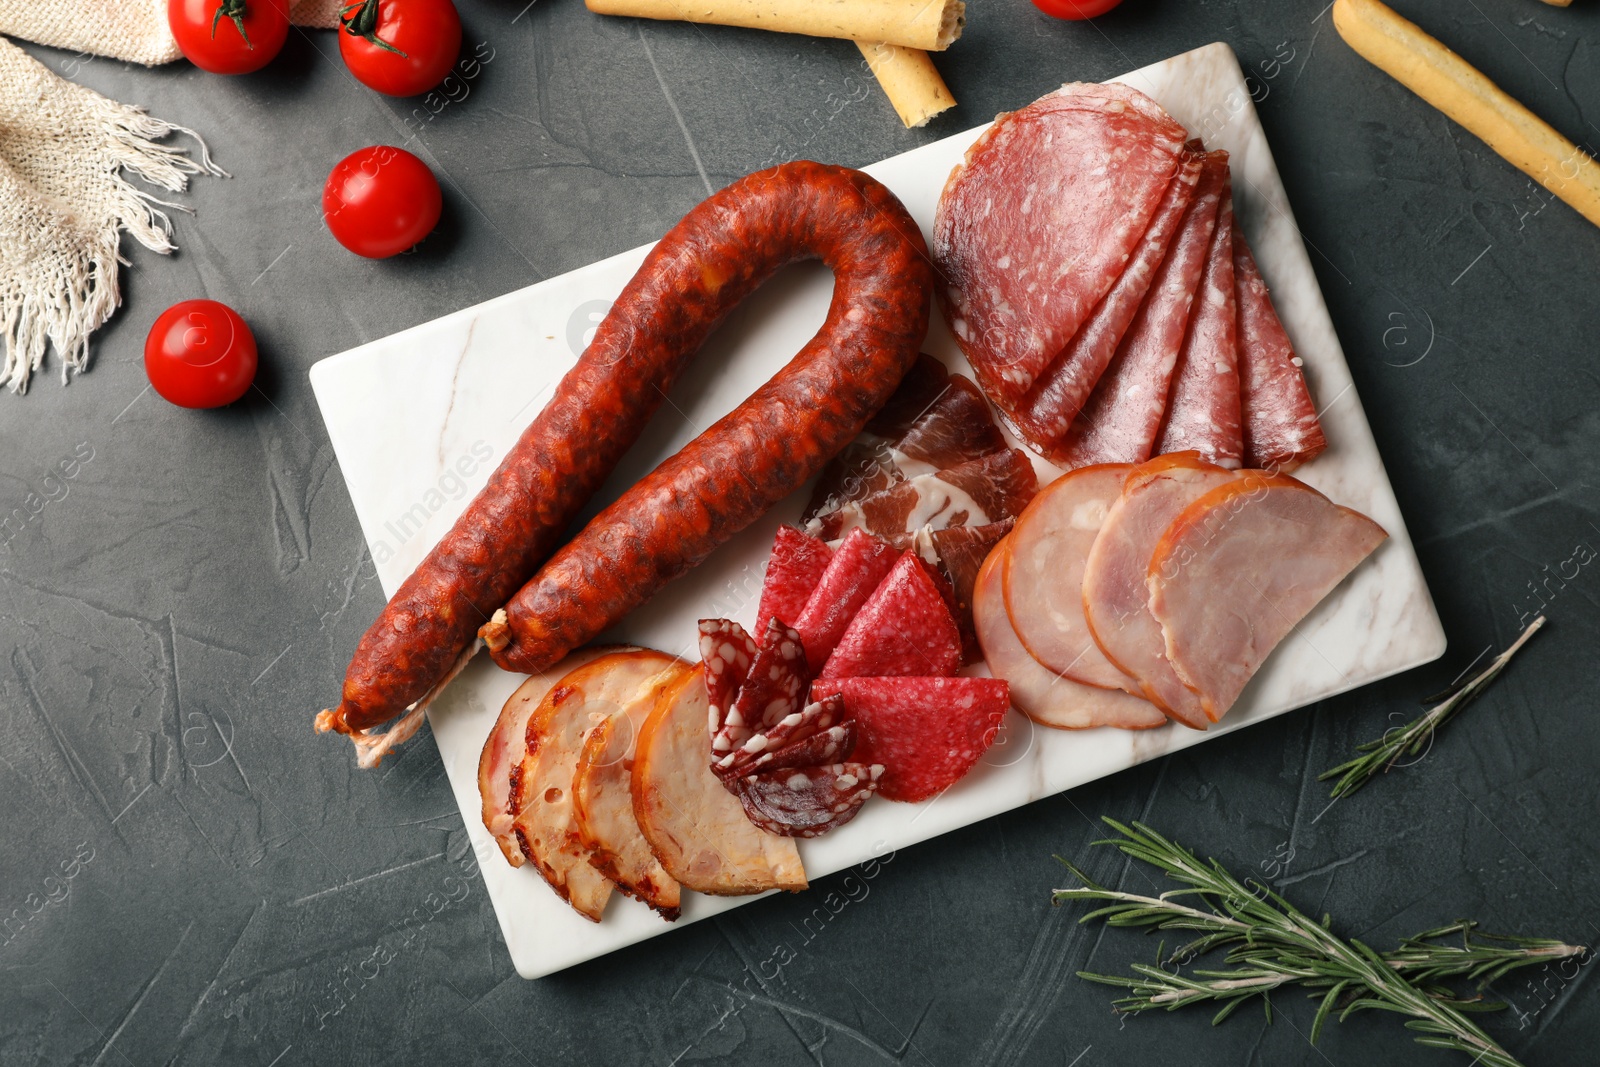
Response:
[733, 763, 882, 838]
[754, 526, 833, 640]
[712, 618, 807, 758]
[698, 618, 757, 741]
[819, 552, 963, 680]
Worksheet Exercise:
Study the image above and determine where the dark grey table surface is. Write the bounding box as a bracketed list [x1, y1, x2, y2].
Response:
[4, 0, 1597, 1064]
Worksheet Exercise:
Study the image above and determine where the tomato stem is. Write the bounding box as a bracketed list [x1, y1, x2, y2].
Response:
[339, 0, 409, 57]
[212, 0, 254, 47]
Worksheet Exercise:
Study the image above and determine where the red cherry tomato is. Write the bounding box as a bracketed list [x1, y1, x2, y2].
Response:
[145, 300, 258, 409]
[168, 0, 289, 75]
[322, 146, 444, 258]
[338, 0, 462, 97]
[1031, 0, 1125, 18]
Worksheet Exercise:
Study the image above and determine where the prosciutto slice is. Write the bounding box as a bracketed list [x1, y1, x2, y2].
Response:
[935, 82, 1189, 402]
[1153, 182, 1242, 466]
[1006, 149, 1204, 452]
[1081, 453, 1238, 728]
[1148, 473, 1386, 720]
[1052, 151, 1229, 469]
[814, 448, 1037, 544]
[1232, 220, 1327, 471]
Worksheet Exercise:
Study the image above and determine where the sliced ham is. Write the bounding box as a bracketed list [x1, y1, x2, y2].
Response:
[1081, 453, 1239, 728]
[1052, 151, 1229, 469]
[1002, 464, 1139, 692]
[1005, 149, 1204, 452]
[1149, 473, 1386, 720]
[973, 540, 1165, 729]
[817, 448, 1037, 544]
[1232, 220, 1327, 472]
[1153, 181, 1242, 466]
[935, 82, 1189, 402]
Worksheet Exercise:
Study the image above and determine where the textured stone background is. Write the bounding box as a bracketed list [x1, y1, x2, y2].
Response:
[3, 0, 1597, 1063]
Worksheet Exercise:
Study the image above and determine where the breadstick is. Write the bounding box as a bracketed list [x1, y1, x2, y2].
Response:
[857, 42, 955, 128]
[586, 0, 965, 52]
[1333, 0, 1600, 229]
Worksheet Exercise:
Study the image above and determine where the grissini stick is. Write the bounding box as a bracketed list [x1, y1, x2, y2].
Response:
[584, 0, 964, 52]
[1333, 0, 1600, 229]
[856, 42, 956, 128]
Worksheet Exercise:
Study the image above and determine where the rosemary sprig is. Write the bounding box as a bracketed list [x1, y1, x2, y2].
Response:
[1055, 819, 1585, 1066]
[1320, 615, 1545, 800]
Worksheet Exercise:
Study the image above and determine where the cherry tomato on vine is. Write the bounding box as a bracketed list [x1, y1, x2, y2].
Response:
[322, 146, 443, 258]
[169, 0, 290, 75]
[1030, 0, 1125, 19]
[338, 0, 462, 97]
[145, 300, 258, 408]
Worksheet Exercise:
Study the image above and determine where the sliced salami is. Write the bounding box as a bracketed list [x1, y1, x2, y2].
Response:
[1005, 149, 1204, 452]
[815, 448, 1037, 544]
[733, 763, 882, 838]
[714, 692, 848, 779]
[819, 552, 963, 680]
[1153, 182, 1242, 466]
[698, 619, 757, 741]
[732, 718, 857, 779]
[712, 617, 807, 757]
[1232, 220, 1327, 472]
[754, 527, 833, 640]
[935, 83, 1189, 402]
[1052, 150, 1228, 468]
[792, 528, 900, 674]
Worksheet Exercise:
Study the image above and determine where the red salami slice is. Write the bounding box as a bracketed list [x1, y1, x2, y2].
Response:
[1154, 182, 1242, 466]
[698, 618, 757, 740]
[935, 83, 1189, 402]
[815, 448, 1037, 544]
[733, 763, 881, 838]
[754, 527, 833, 640]
[792, 528, 898, 673]
[712, 617, 807, 759]
[1052, 151, 1228, 468]
[819, 552, 963, 680]
[1005, 150, 1204, 452]
[1232, 220, 1326, 472]
[814, 677, 1010, 802]
[713, 692, 847, 779]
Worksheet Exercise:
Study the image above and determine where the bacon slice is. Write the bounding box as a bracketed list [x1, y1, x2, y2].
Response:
[1148, 473, 1387, 721]
[1005, 150, 1204, 452]
[1052, 151, 1228, 469]
[1003, 464, 1140, 691]
[1081, 454, 1239, 728]
[1153, 181, 1242, 466]
[935, 82, 1189, 402]
[1232, 220, 1327, 472]
[973, 541, 1166, 729]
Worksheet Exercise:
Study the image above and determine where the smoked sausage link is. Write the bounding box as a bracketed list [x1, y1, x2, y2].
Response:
[321, 162, 931, 737]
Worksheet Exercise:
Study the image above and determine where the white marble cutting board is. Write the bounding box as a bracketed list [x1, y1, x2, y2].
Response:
[309, 42, 1446, 979]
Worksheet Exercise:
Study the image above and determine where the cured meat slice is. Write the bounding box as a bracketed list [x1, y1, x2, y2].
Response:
[1052, 151, 1229, 469]
[1003, 464, 1139, 691]
[1081, 453, 1239, 728]
[714, 692, 848, 779]
[478, 646, 616, 867]
[1232, 220, 1327, 472]
[633, 666, 807, 895]
[972, 543, 1166, 729]
[712, 618, 807, 758]
[1006, 150, 1205, 452]
[819, 552, 963, 680]
[573, 659, 690, 920]
[915, 518, 1015, 662]
[814, 676, 1010, 802]
[754, 527, 833, 640]
[792, 528, 900, 673]
[1153, 182, 1242, 466]
[816, 448, 1037, 543]
[935, 82, 1189, 402]
[738, 718, 857, 778]
[698, 619, 757, 741]
[733, 763, 881, 838]
[1149, 473, 1386, 721]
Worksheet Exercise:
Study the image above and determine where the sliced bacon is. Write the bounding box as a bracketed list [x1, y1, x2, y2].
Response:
[819, 448, 1037, 544]
[1051, 151, 1228, 469]
[1232, 220, 1327, 472]
[1148, 473, 1386, 721]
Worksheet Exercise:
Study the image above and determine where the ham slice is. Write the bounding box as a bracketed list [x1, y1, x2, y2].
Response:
[1232, 220, 1327, 471]
[816, 448, 1037, 544]
[1003, 464, 1139, 691]
[935, 82, 1189, 402]
[1005, 149, 1204, 452]
[1052, 151, 1229, 468]
[1148, 473, 1386, 720]
[973, 540, 1165, 729]
[1081, 453, 1239, 728]
[1153, 181, 1242, 466]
